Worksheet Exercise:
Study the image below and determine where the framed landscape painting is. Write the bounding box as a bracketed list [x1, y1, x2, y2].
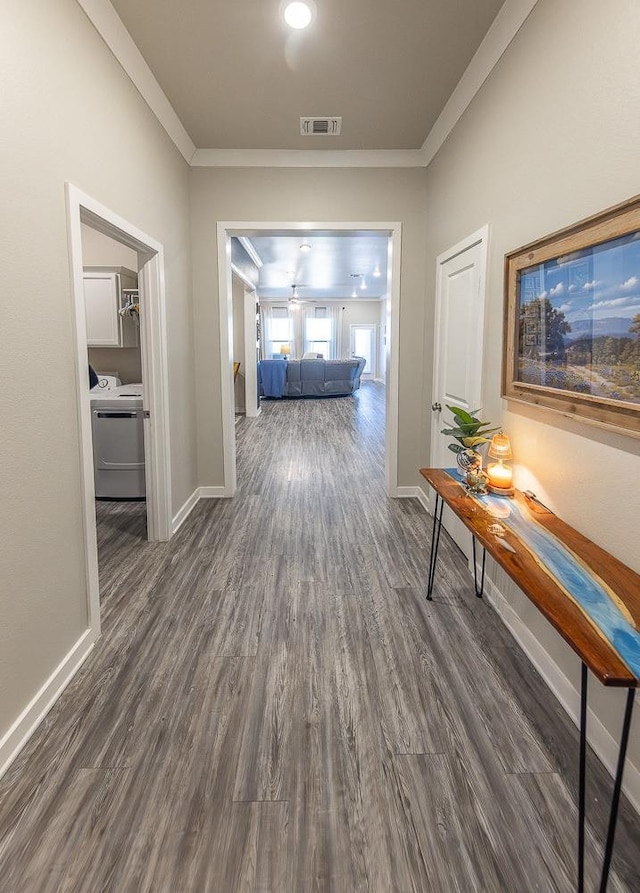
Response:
[503, 195, 640, 437]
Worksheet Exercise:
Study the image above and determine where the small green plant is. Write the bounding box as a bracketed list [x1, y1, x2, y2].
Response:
[441, 405, 500, 454]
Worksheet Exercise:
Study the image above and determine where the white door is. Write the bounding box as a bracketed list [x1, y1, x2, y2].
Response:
[430, 226, 489, 556]
[350, 324, 377, 378]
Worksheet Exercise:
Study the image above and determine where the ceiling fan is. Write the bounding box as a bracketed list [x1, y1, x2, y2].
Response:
[288, 283, 315, 304]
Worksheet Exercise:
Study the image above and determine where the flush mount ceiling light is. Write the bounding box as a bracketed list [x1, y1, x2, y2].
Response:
[281, 0, 316, 29]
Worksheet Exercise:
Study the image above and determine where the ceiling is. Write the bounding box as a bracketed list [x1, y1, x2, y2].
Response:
[242, 232, 390, 302]
[109, 0, 505, 151]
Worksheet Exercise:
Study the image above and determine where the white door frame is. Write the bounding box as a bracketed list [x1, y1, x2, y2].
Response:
[230, 263, 261, 419]
[243, 287, 260, 418]
[218, 221, 402, 496]
[430, 224, 490, 468]
[66, 184, 172, 635]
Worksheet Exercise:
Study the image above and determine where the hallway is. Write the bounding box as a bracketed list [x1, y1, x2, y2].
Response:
[0, 383, 637, 891]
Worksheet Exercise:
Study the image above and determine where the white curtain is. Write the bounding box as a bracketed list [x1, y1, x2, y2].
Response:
[329, 305, 344, 358]
[260, 302, 344, 359]
[261, 303, 292, 357]
[291, 305, 305, 357]
[302, 305, 343, 358]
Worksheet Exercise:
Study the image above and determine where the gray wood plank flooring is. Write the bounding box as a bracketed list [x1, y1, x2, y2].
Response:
[0, 383, 638, 892]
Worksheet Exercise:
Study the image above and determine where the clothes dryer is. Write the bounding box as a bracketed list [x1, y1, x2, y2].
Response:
[90, 384, 145, 498]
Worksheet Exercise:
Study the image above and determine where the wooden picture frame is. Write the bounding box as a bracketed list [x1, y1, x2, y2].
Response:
[503, 195, 640, 437]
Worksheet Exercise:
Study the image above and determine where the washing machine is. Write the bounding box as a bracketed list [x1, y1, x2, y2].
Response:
[90, 373, 121, 393]
[90, 383, 146, 499]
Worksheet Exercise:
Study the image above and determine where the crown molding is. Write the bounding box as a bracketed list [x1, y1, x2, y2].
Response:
[190, 148, 428, 168]
[77, 0, 538, 170]
[421, 0, 540, 165]
[75, 0, 196, 164]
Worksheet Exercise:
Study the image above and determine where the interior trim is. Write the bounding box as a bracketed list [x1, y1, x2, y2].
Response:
[191, 148, 428, 168]
[0, 631, 95, 781]
[76, 0, 539, 170]
[75, 0, 196, 163]
[396, 486, 431, 515]
[421, 0, 540, 165]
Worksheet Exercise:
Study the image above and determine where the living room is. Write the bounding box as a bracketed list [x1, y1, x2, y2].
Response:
[231, 233, 388, 410]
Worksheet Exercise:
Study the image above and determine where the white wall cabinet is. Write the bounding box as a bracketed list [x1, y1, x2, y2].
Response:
[84, 266, 138, 348]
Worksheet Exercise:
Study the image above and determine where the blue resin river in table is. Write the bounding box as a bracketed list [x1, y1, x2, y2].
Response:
[445, 470, 640, 680]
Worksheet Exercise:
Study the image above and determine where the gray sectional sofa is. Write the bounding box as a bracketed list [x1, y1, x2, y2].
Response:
[259, 357, 366, 398]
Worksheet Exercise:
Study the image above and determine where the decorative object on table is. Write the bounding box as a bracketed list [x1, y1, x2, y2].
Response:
[503, 193, 640, 438]
[487, 432, 514, 496]
[280, 345, 291, 358]
[465, 464, 489, 495]
[440, 405, 499, 485]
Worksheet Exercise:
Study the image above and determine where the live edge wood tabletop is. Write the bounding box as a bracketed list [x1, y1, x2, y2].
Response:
[419, 468, 640, 689]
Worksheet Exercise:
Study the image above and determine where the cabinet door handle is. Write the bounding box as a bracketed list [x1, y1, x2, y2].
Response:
[431, 402, 442, 412]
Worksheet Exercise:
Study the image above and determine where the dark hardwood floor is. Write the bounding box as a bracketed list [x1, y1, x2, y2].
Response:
[0, 383, 638, 892]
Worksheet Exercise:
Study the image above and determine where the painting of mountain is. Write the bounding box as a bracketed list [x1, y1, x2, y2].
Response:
[564, 317, 636, 342]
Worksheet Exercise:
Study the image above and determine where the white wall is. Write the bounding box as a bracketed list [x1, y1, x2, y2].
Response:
[81, 223, 138, 268]
[0, 0, 196, 762]
[190, 167, 429, 489]
[423, 0, 640, 794]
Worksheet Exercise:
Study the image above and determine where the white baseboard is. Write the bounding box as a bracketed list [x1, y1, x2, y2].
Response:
[395, 485, 431, 514]
[172, 488, 200, 534]
[0, 629, 95, 782]
[199, 486, 228, 499]
[172, 486, 230, 534]
[481, 573, 640, 815]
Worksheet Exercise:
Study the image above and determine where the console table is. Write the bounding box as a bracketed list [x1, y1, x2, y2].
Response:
[420, 468, 639, 893]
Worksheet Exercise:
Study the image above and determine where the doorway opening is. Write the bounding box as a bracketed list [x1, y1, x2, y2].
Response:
[349, 324, 378, 380]
[66, 184, 172, 639]
[217, 222, 401, 497]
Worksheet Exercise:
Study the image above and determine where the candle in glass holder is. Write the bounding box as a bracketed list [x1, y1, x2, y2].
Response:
[487, 461, 513, 490]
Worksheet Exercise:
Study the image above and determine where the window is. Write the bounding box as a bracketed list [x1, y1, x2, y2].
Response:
[267, 306, 291, 357]
[304, 307, 332, 358]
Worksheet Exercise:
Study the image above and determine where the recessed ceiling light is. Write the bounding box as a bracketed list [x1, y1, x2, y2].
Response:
[299, 242, 311, 252]
[351, 288, 358, 298]
[282, 1, 315, 30]
[373, 265, 381, 278]
[360, 275, 367, 291]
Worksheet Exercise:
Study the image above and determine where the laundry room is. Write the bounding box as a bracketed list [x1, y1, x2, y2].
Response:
[82, 224, 147, 529]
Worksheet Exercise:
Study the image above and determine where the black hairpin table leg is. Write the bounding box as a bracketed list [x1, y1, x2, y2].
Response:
[578, 662, 588, 893]
[577, 665, 636, 893]
[472, 536, 486, 598]
[598, 686, 635, 893]
[426, 494, 444, 600]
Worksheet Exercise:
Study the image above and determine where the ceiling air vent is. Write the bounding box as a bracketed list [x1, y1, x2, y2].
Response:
[300, 116, 342, 136]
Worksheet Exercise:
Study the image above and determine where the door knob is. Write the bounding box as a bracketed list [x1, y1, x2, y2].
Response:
[431, 402, 442, 412]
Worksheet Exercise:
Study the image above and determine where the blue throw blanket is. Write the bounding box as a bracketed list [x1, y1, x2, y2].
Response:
[259, 359, 287, 397]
